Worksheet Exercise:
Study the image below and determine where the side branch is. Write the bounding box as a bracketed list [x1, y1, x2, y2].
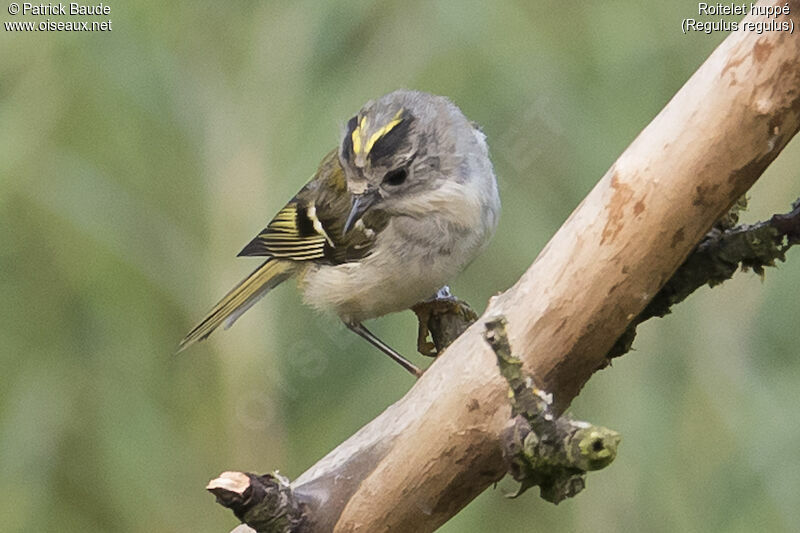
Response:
[609, 196, 800, 358]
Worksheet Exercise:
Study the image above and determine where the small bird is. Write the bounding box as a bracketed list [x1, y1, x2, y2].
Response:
[179, 90, 500, 376]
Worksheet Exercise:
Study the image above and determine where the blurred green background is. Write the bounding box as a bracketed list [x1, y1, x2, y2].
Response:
[2, 1, 799, 531]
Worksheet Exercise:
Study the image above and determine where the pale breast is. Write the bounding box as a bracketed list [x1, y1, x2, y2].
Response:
[297, 213, 488, 324]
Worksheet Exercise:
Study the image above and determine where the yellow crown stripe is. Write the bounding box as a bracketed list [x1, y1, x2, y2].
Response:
[364, 110, 404, 156]
[351, 109, 404, 157]
[352, 115, 368, 155]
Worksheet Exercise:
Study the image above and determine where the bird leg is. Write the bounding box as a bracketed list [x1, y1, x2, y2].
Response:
[346, 322, 423, 378]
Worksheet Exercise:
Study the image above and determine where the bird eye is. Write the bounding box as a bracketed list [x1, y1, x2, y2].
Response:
[382, 167, 408, 186]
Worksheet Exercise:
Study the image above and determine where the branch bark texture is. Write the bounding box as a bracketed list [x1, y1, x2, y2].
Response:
[229, 3, 800, 531]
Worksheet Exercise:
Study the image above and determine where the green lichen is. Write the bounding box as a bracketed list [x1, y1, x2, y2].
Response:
[486, 317, 621, 504]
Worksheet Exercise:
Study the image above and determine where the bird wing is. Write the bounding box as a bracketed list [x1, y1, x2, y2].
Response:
[237, 150, 386, 264]
[237, 200, 330, 260]
[180, 151, 383, 352]
[177, 258, 295, 352]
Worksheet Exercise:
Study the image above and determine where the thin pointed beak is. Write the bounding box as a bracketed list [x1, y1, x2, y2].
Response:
[343, 191, 377, 236]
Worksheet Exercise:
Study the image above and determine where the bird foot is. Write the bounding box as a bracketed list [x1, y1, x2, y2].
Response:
[412, 287, 478, 357]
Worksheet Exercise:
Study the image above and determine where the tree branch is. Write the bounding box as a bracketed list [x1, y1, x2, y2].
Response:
[213, 2, 800, 531]
[212, 194, 800, 532]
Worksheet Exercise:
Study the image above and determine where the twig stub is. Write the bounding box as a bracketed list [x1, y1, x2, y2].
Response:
[208, 471, 305, 533]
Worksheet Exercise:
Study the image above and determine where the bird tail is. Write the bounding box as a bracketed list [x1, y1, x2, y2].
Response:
[178, 259, 295, 353]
